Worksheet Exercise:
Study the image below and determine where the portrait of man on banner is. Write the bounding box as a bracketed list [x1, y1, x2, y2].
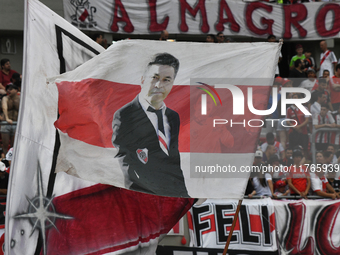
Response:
[112, 53, 189, 197]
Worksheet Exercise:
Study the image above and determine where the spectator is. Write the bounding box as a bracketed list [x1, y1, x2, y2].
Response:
[331, 110, 340, 147]
[310, 78, 331, 110]
[225, 37, 233, 43]
[1, 84, 20, 154]
[286, 93, 310, 156]
[262, 144, 276, 164]
[159, 30, 169, 41]
[287, 150, 310, 198]
[319, 40, 337, 77]
[216, 32, 225, 43]
[0, 59, 18, 95]
[313, 104, 335, 151]
[206, 34, 216, 43]
[92, 33, 108, 48]
[248, 171, 275, 198]
[245, 150, 264, 196]
[322, 69, 330, 84]
[261, 132, 285, 160]
[274, 180, 289, 197]
[310, 151, 339, 199]
[268, 34, 282, 77]
[303, 50, 316, 71]
[289, 44, 305, 70]
[289, 59, 306, 87]
[329, 64, 340, 111]
[328, 170, 340, 193]
[310, 91, 326, 118]
[300, 68, 317, 92]
[326, 144, 338, 164]
[281, 147, 293, 166]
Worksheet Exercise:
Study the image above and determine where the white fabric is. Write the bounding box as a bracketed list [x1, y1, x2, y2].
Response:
[50, 40, 280, 199]
[63, 0, 340, 40]
[310, 101, 321, 119]
[310, 172, 328, 192]
[320, 50, 337, 77]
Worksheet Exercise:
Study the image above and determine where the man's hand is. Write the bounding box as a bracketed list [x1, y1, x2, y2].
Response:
[6, 119, 13, 125]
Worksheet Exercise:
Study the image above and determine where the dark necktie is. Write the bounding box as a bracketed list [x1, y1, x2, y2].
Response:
[147, 107, 169, 155]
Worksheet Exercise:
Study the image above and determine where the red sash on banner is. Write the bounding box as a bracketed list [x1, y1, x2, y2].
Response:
[320, 50, 330, 67]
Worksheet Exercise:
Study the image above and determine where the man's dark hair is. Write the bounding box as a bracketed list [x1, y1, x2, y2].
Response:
[315, 91, 323, 99]
[323, 150, 332, 159]
[11, 72, 21, 83]
[267, 34, 276, 40]
[266, 132, 275, 142]
[0, 59, 9, 68]
[207, 34, 216, 43]
[321, 103, 329, 109]
[5, 84, 18, 91]
[323, 69, 330, 75]
[336, 63, 340, 72]
[294, 59, 302, 68]
[91, 33, 103, 41]
[148, 53, 180, 77]
[293, 150, 303, 158]
[318, 78, 327, 85]
[217, 32, 223, 36]
[285, 147, 292, 152]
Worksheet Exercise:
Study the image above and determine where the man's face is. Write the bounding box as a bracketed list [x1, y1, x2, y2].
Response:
[307, 71, 315, 79]
[323, 71, 330, 78]
[96, 35, 103, 44]
[293, 156, 302, 164]
[6, 87, 17, 96]
[316, 153, 324, 164]
[217, 34, 224, 43]
[206, 36, 214, 43]
[286, 149, 293, 158]
[327, 146, 335, 154]
[305, 52, 311, 58]
[268, 37, 276, 42]
[296, 47, 303, 55]
[1, 61, 10, 71]
[336, 68, 340, 77]
[320, 107, 328, 117]
[319, 82, 327, 91]
[320, 41, 327, 52]
[140, 64, 175, 108]
[321, 94, 327, 104]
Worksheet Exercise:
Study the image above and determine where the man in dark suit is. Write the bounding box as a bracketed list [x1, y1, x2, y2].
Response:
[112, 53, 189, 197]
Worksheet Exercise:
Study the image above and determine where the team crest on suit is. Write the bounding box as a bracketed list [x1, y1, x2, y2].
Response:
[136, 148, 148, 164]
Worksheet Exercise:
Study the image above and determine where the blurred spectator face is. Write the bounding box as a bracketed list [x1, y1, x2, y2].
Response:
[254, 156, 262, 165]
[1, 61, 10, 71]
[96, 35, 103, 45]
[307, 71, 315, 79]
[320, 41, 327, 52]
[286, 149, 293, 159]
[278, 186, 286, 194]
[206, 35, 215, 43]
[319, 82, 327, 91]
[327, 145, 335, 154]
[316, 152, 324, 164]
[320, 106, 328, 117]
[293, 155, 302, 165]
[267, 145, 276, 157]
[305, 52, 311, 58]
[323, 70, 330, 78]
[296, 47, 303, 55]
[268, 37, 276, 42]
[322, 94, 327, 104]
[217, 33, 225, 43]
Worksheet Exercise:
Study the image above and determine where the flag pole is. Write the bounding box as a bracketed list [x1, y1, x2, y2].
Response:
[222, 199, 243, 255]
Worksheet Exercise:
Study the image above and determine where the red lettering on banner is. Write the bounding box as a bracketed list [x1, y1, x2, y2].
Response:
[148, 0, 169, 32]
[249, 214, 262, 233]
[110, 0, 134, 33]
[245, 2, 273, 35]
[215, 0, 240, 32]
[285, 202, 314, 254]
[269, 213, 275, 232]
[201, 214, 216, 235]
[315, 201, 340, 254]
[187, 211, 194, 230]
[283, 4, 308, 39]
[179, 0, 209, 33]
[316, 4, 340, 37]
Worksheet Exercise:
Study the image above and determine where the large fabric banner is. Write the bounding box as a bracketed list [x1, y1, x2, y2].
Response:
[49, 40, 280, 199]
[188, 198, 340, 255]
[6, 1, 194, 255]
[63, 0, 340, 40]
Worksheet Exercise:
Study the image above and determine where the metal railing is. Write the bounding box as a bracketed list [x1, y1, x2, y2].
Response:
[246, 195, 328, 199]
[311, 127, 340, 164]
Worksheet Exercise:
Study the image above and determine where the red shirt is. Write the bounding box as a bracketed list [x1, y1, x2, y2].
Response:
[287, 165, 310, 194]
[330, 76, 340, 104]
[286, 106, 308, 135]
[0, 69, 17, 86]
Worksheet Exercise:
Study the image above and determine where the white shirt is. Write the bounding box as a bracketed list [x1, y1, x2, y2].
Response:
[299, 79, 316, 92]
[253, 173, 272, 196]
[138, 96, 171, 147]
[310, 172, 328, 192]
[320, 50, 337, 77]
[310, 101, 321, 119]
